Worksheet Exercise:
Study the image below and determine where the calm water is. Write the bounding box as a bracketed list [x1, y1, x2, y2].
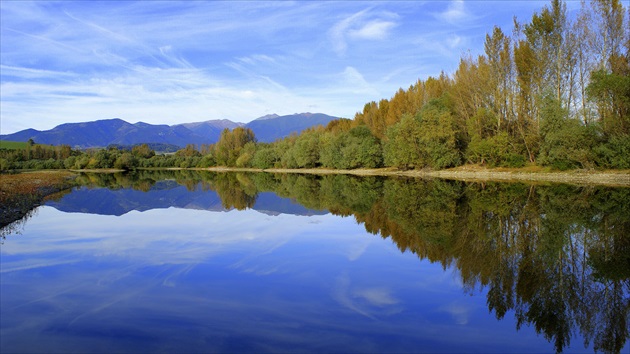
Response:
[1, 171, 628, 353]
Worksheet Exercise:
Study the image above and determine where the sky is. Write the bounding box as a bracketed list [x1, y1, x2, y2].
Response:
[1, 0, 565, 134]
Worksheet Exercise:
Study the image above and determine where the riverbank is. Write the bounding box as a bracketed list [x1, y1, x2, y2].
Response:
[0, 171, 77, 228]
[205, 166, 630, 187]
[420, 166, 630, 186]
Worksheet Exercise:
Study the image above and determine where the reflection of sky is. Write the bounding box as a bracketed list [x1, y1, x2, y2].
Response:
[2, 206, 561, 353]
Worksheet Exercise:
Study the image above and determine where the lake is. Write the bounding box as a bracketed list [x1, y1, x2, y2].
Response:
[1, 170, 628, 353]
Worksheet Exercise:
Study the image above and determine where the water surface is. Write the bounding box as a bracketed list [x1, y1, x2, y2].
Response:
[1, 171, 628, 353]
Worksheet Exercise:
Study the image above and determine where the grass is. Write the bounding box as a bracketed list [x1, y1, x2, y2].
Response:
[0, 170, 75, 198]
[0, 171, 77, 228]
[0, 140, 58, 150]
[0, 140, 28, 150]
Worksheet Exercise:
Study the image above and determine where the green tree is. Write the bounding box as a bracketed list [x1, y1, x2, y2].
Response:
[587, 67, 630, 136]
[132, 144, 155, 159]
[416, 99, 462, 169]
[235, 141, 256, 168]
[320, 126, 382, 169]
[114, 152, 139, 170]
[291, 128, 322, 168]
[215, 127, 256, 166]
[251, 144, 279, 169]
[340, 125, 383, 169]
[176, 144, 201, 158]
[383, 113, 422, 169]
[538, 95, 598, 169]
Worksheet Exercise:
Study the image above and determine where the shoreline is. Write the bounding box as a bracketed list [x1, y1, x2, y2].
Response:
[4, 166, 630, 188]
[202, 166, 630, 187]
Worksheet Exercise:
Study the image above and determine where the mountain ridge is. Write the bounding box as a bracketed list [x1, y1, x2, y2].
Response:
[0, 113, 339, 148]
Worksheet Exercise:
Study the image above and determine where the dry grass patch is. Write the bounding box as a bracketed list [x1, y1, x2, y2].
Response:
[1, 171, 76, 201]
[1, 171, 77, 227]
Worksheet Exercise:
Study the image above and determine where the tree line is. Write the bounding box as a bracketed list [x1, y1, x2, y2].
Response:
[1, 0, 628, 172]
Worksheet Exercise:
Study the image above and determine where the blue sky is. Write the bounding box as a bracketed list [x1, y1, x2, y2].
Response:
[1, 1, 562, 134]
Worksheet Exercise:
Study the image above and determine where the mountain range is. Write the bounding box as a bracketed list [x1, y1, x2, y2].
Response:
[0, 113, 339, 149]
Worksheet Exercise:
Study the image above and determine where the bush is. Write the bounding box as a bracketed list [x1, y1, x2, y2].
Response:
[235, 152, 253, 168]
[251, 147, 279, 169]
[321, 126, 382, 169]
[595, 135, 630, 169]
[114, 153, 138, 170]
[539, 96, 597, 170]
[197, 155, 216, 168]
[505, 153, 526, 168]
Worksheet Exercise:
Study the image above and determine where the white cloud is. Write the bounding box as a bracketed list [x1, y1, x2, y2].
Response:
[437, 0, 468, 23]
[329, 9, 366, 55]
[348, 20, 396, 40]
[329, 9, 397, 56]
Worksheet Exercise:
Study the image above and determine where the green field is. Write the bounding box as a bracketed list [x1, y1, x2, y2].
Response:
[0, 140, 28, 149]
[0, 140, 57, 150]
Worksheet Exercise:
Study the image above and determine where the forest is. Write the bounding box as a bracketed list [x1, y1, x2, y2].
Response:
[1, 0, 628, 172]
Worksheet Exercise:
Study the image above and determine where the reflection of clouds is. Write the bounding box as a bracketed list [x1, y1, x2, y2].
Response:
[1, 203, 557, 353]
[0, 259, 80, 274]
[332, 272, 401, 319]
[332, 272, 375, 319]
[347, 239, 370, 261]
[353, 287, 398, 307]
[440, 301, 476, 325]
[161, 263, 198, 287]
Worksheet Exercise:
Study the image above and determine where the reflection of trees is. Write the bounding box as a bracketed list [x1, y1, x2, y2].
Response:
[208, 173, 257, 210]
[75, 172, 158, 192]
[1, 188, 72, 241]
[246, 174, 629, 353]
[1, 207, 38, 241]
[11, 170, 627, 352]
[442, 183, 629, 353]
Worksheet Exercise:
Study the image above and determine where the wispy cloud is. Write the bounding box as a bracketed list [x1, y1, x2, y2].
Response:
[348, 19, 397, 40]
[236, 54, 276, 66]
[436, 0, 469, 23]
[340, 66, 377, 94]
[1, 1, 548, 133]
[0, 65, 77, 80]
[329, 9, 398, 56]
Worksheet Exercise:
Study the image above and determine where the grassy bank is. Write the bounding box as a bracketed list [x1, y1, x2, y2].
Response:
[0, 171, 77, 228]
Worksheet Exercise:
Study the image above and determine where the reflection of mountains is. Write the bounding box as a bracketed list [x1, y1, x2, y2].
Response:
[46, 181, 327, 217]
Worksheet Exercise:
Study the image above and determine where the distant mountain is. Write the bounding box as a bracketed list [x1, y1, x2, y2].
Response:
[0, 113, 339, 148]
[252, 114, 280, 121]
[176, 119, 242, 141]
[245, 113, 338, 143]
[0, 118, 209, 148]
